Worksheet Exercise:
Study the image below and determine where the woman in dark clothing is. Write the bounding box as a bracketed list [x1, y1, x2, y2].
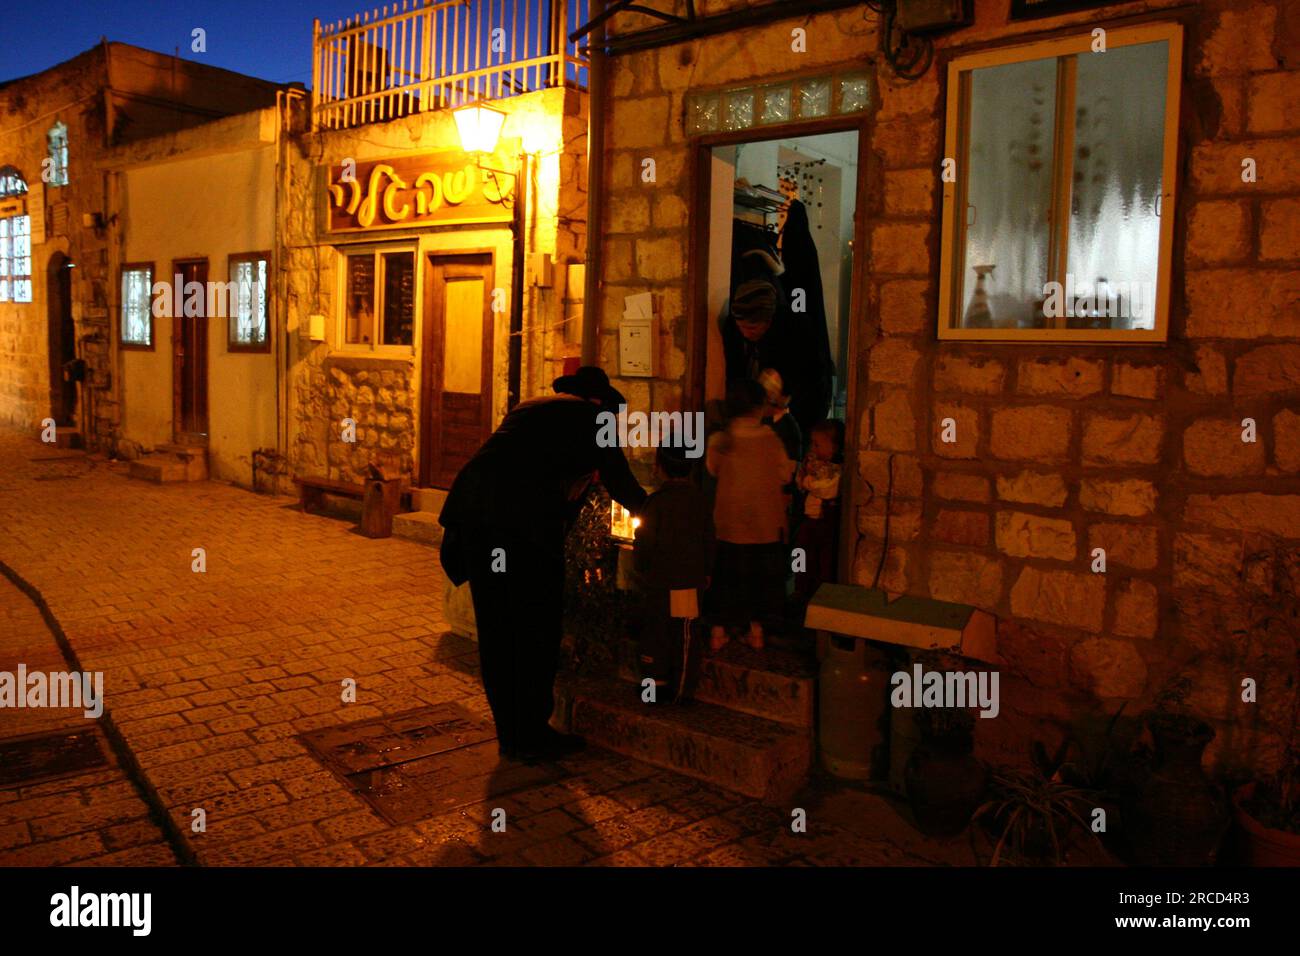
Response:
[439, 366, 647, 762]
[720, 275, 826, 445]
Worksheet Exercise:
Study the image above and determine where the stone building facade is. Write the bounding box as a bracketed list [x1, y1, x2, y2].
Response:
[283, 87, 589, 493]
[0, 43, 280, 451]
[589, 0, 1300, 770]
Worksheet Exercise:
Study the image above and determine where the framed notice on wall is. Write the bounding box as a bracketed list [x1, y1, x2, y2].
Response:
[1010, 0, 1113, 19]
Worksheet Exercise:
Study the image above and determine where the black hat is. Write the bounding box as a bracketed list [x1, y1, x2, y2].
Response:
[552, 365, 626, 409]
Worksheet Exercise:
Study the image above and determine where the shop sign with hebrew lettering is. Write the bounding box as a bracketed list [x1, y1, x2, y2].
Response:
[325, 152, 515, 232]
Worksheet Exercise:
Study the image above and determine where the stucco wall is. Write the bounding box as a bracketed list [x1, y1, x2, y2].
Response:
[120, 141, 277, 485]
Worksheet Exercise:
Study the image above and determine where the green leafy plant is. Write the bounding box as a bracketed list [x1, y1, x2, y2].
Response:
[974, 741, 1100, 866]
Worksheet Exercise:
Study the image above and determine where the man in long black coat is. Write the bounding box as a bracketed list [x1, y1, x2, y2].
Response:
[438, 367, 647, 762]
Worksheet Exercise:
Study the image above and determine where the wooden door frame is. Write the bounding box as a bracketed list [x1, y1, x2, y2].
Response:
[171, 257, 209, 444]
[419, 249, 496, 489]
[684, 111, 873, 584]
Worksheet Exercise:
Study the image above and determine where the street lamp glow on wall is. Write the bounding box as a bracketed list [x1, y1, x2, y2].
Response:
[454, 103, 506, 154]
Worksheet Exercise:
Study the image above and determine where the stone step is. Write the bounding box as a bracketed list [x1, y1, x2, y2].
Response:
[128, 449, 208, 483]
[393, 510, 443, 546]
[556, 675, 811, 804]
[695, 642, 817, 729]
[410, 486, 448, 514]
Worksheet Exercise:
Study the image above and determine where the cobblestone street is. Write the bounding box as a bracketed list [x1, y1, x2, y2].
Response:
[0, 427, 971, 866]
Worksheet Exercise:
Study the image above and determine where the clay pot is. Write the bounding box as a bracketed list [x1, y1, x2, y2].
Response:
[1233, 783, 1300, 867]
[1126, 715, 1228, 866]
[905, 730, 987, 837]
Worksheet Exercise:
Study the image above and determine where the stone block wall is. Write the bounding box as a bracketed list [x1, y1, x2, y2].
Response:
[595, 0, 1300, 770]
[0, 47, 115, 449]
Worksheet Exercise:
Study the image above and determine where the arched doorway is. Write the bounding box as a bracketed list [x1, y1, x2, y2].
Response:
[46, 252, 77, 425]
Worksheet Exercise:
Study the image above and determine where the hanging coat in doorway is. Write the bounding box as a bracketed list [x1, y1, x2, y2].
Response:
[779, 200, 833, 435]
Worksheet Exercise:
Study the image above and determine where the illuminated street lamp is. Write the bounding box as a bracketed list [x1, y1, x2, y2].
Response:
[453, 102, 506, 154]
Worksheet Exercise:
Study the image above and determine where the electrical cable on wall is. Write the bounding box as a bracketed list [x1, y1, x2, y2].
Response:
[865, 1, 934, 81]
[871, 451, 895, 591]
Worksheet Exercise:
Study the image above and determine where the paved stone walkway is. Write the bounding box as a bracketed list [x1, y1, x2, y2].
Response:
[0, 427, 973, 866]
[0, 572, 178, 865]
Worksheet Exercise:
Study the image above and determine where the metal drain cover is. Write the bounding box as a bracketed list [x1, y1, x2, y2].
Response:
[0, 728, 108, 788]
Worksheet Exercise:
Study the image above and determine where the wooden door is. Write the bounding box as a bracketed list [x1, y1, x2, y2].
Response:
[420, 254, 494, 489]
[172, 259, 209, 440]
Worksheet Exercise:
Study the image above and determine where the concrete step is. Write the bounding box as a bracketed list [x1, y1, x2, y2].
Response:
[393, 510, 443, 547]
[410, 486, 448, 514]
[128, 448, 208, 483]
[556, 675, 811, 804]
[695, 642, 817, 729]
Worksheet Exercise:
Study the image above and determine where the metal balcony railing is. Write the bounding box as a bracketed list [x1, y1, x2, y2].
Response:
[312, 0, 589, 130]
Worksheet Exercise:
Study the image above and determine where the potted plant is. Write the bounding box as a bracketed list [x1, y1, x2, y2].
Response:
[903, 704, 986, 837]
[974, 741, 1100, 866]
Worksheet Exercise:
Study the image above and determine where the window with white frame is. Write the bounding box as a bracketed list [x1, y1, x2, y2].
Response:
[938, 23, 1183, 342]
[228, 253, 269, 351]
[340, 245, 415, 350]
[47, 123, 69, 187]
[120, 264, 154, 348]
[0, 166, 32, 304]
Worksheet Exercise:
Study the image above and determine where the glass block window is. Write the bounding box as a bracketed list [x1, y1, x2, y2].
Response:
[838, 74, 871, 114]
[687, 94, 720, 134]
[722, 90, 755, 131]
[686, 71, 871, 136]
[795, 77, 831, 119]
[938, 23, 1183, 342]
[228, 253, 269, 351]
[120, 264, 155, 348]
[759, 86, 792, 125]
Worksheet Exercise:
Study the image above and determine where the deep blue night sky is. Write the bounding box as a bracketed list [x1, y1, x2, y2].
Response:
[0, 0, 385, 86]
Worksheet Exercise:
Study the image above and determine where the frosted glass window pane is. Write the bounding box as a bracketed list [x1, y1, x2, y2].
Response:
[443, 277, 484, 394]
[1065, 42, 1168, 331]
[959, 56, 1057, 330]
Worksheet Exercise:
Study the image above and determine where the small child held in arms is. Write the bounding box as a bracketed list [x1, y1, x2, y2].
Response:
[632, 444, 715, 704]
[793, 418, 844, 610]
[707, 378, 795, 651]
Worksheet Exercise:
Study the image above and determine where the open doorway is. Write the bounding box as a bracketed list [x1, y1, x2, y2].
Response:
[702, 130, 860, 436]
[690, 124, 865, 587]
[46, 253, 76, 426]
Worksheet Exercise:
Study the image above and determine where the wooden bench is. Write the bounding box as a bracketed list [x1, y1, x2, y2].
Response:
[295, 476, 366, 514]
[294, 475, 414, 515]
